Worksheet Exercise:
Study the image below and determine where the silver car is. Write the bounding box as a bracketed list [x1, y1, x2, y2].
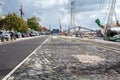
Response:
[0, 31, 11, 41]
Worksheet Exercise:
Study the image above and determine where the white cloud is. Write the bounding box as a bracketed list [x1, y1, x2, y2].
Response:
[58, 0, 68, 5]
[7, 0, 119, 30]
[89, 15, 97, 19]
[18, 0, 107, 30]
[19, 0, 56, 8]
[39, 0, 56, 8]
[60, 7, 67, 13]
[19, 0, 68, 8]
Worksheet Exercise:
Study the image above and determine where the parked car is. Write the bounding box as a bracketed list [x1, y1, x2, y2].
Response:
[0, 31, 11, 41]
[21, 33, 30, 37]
[4, 32, 11, 41]
[9, 32, 16, 40]
[34, 31, 39, 36]
[0, 31, 5, 38]
[29, 32, 36, 36]
[15, 32, 22, 38]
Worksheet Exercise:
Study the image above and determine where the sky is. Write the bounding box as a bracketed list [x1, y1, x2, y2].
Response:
[1, 0, 120, 30]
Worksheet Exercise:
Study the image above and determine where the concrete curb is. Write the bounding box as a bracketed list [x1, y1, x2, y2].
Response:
[0, 36, 44, 45]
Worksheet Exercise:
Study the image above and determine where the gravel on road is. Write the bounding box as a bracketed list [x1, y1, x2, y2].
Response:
[6, 36, 120, 80]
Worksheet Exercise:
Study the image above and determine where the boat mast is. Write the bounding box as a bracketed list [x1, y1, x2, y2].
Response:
[59, 19, 62, 32]
[107, 0, 116, 27]
[70, 0, 75, 28]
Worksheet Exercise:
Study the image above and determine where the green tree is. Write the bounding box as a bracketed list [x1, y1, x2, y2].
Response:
[18, 18, 28, 32]
[0, 17, 4, 30]
[27, 16, 41, 31]
[3, 13, 28, 32]
[38, 25, 42, 31]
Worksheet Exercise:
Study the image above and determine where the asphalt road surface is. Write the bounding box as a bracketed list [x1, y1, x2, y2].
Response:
[0, 36, 49, 79]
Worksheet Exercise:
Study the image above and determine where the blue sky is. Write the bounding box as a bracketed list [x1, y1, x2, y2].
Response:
[1, 0, 120, 30]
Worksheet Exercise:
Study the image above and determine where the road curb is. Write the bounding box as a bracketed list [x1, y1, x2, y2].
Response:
[0, 36, 44, 45]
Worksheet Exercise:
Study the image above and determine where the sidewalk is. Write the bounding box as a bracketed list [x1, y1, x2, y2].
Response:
[3, 36, 120, 80]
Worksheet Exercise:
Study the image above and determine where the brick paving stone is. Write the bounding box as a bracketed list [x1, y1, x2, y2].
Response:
[7, 36, 120, 80]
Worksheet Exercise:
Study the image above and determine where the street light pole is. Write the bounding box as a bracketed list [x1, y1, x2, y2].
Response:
[19, 5, 24, 18]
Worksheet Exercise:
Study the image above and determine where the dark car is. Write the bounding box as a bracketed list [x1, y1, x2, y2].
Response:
[21, 33, 30, 37]
[15, 32, 22, 38]
[9, 32, 16, 40]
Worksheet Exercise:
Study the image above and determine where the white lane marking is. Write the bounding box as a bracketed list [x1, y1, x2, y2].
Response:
[2, 36, 50, 80]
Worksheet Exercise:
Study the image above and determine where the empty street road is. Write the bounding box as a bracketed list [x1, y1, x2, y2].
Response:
[0, 36, 49, 79]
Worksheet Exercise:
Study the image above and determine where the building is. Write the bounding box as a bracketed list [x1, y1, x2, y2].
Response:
[51, 29, 60, 35]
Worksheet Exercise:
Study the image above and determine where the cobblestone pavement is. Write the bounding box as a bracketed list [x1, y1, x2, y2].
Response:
[7, 36, 120, 80]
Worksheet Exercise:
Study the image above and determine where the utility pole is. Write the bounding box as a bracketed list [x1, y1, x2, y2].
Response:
[19, 5, 24, 18]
